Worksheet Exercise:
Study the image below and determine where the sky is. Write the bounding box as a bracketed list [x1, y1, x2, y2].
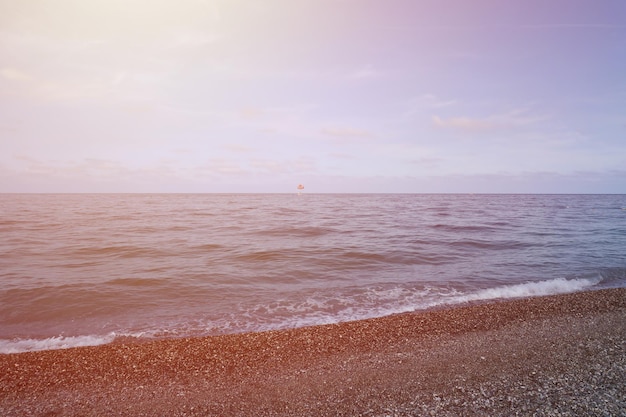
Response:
[1, 0, 625, 193]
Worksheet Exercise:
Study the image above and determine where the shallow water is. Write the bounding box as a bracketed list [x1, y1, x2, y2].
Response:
[1, 193, 625, 352]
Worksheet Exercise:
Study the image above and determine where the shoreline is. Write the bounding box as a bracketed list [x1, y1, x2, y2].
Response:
[1, 288, 625, 416]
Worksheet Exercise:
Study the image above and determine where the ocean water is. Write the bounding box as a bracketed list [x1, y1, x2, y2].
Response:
[1, 193, 625, 353]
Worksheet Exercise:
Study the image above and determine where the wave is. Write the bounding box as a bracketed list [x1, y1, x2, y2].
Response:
[258, 226, 336, 238]
[190, 243, 223, 251]
[202, 277, 605, 337]
[0, 277, 605, 354]
[71, 245, 169, 259]
[234, 250, 287, 262]
[447, 276, 601, 305]
[449, 239, 534, 250]
[106, 277, 166, 287]
[431, 224, 496, 233]
[233, 277, 604, 331]
[0, 333, 117, 354]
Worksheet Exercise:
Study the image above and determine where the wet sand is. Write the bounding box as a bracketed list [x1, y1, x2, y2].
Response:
[1, 288, 625, 416]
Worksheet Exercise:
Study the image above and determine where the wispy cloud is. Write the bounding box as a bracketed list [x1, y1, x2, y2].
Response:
[238, 107, 265, 120]
[250, 157, 317, 174]
[0, 61, 165, 104]
[432, 109, 548, 132]
[321, 127, 374, 139]
[0, 68, 32, 81]
[349, 65, 379, 80]
[199, 158, 248, 176]
[407, 157, 442, 168]
[401, 94, 459, 120]
[432, 115, 496, 131]
[11, 156, 132, 179]
[391, 23, 626, 32]
[1, 1, 624, 193]
[0, 124, 19, 133]
[519, 23, 626, 30]
[404, 94, 458, 117]
[329, 152, 355, 160]
[223, 144, 255, 153]
[166, 31, 221, 49]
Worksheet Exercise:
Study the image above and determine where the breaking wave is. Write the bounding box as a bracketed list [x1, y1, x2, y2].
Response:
[0, 276, 605, 354]
[447, 276, 602, 305]
[2, 194, 624, 354]
[0, 333, 117, 354]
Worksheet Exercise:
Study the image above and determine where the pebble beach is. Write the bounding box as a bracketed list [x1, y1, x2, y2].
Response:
[1, 288, 625, 416]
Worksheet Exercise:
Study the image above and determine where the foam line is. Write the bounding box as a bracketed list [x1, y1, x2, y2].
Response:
[0, 333, 117, 354]
[450, 277, 600, 304]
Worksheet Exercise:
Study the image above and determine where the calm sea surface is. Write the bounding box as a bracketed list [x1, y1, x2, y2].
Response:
[1, 194, 625, 353]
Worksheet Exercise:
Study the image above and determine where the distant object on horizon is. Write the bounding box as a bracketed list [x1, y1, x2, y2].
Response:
[297, 184, 304, 194]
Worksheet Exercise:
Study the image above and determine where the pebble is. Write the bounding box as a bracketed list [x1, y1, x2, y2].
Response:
[1, 288, 624, 416]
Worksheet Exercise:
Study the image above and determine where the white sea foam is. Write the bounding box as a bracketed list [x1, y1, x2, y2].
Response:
[2, 194, 624, 354]
[219, 277, 603, 334]
[448, 276, 601, 305]
[0, 333, 117, 354]
[237, 277, 603, 332]
[0, 277, 604, 354]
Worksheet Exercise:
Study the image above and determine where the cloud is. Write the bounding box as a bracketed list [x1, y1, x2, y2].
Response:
[415, 94, 458, 108]
[321, 127, 374, 139]
[1, 155, 205, 192]
[0, 68, 32, 81]
[520, 24, 626, 30]
[349, 65, 379, 80]
[329, 152, 354, 160]
[167, 31, 221, 49]
[402, 94, 458, 119]
[238, 107, 265, 120]
[4, 153, 624, 193]
[291, 157, 317, 173]
[0, 59, 162, 103]
[432, 115, 497, 131]
[171, 149, 193, 154]
[249, 159, 285, 174]
[199, 158, 248, 176]
[407, 157, 442, 168]
[0, 124, 19, 133]
[223, 144, 254, 153]
[250, 157, 316, 174]
[259, 127, 278, 134]
[6, 154, 315, 187]
[432, 109, 547, 132]
[12, 156, 131, 178]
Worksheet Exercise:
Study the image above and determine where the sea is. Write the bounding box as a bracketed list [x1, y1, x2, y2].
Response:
[1, 193, 625, 354]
